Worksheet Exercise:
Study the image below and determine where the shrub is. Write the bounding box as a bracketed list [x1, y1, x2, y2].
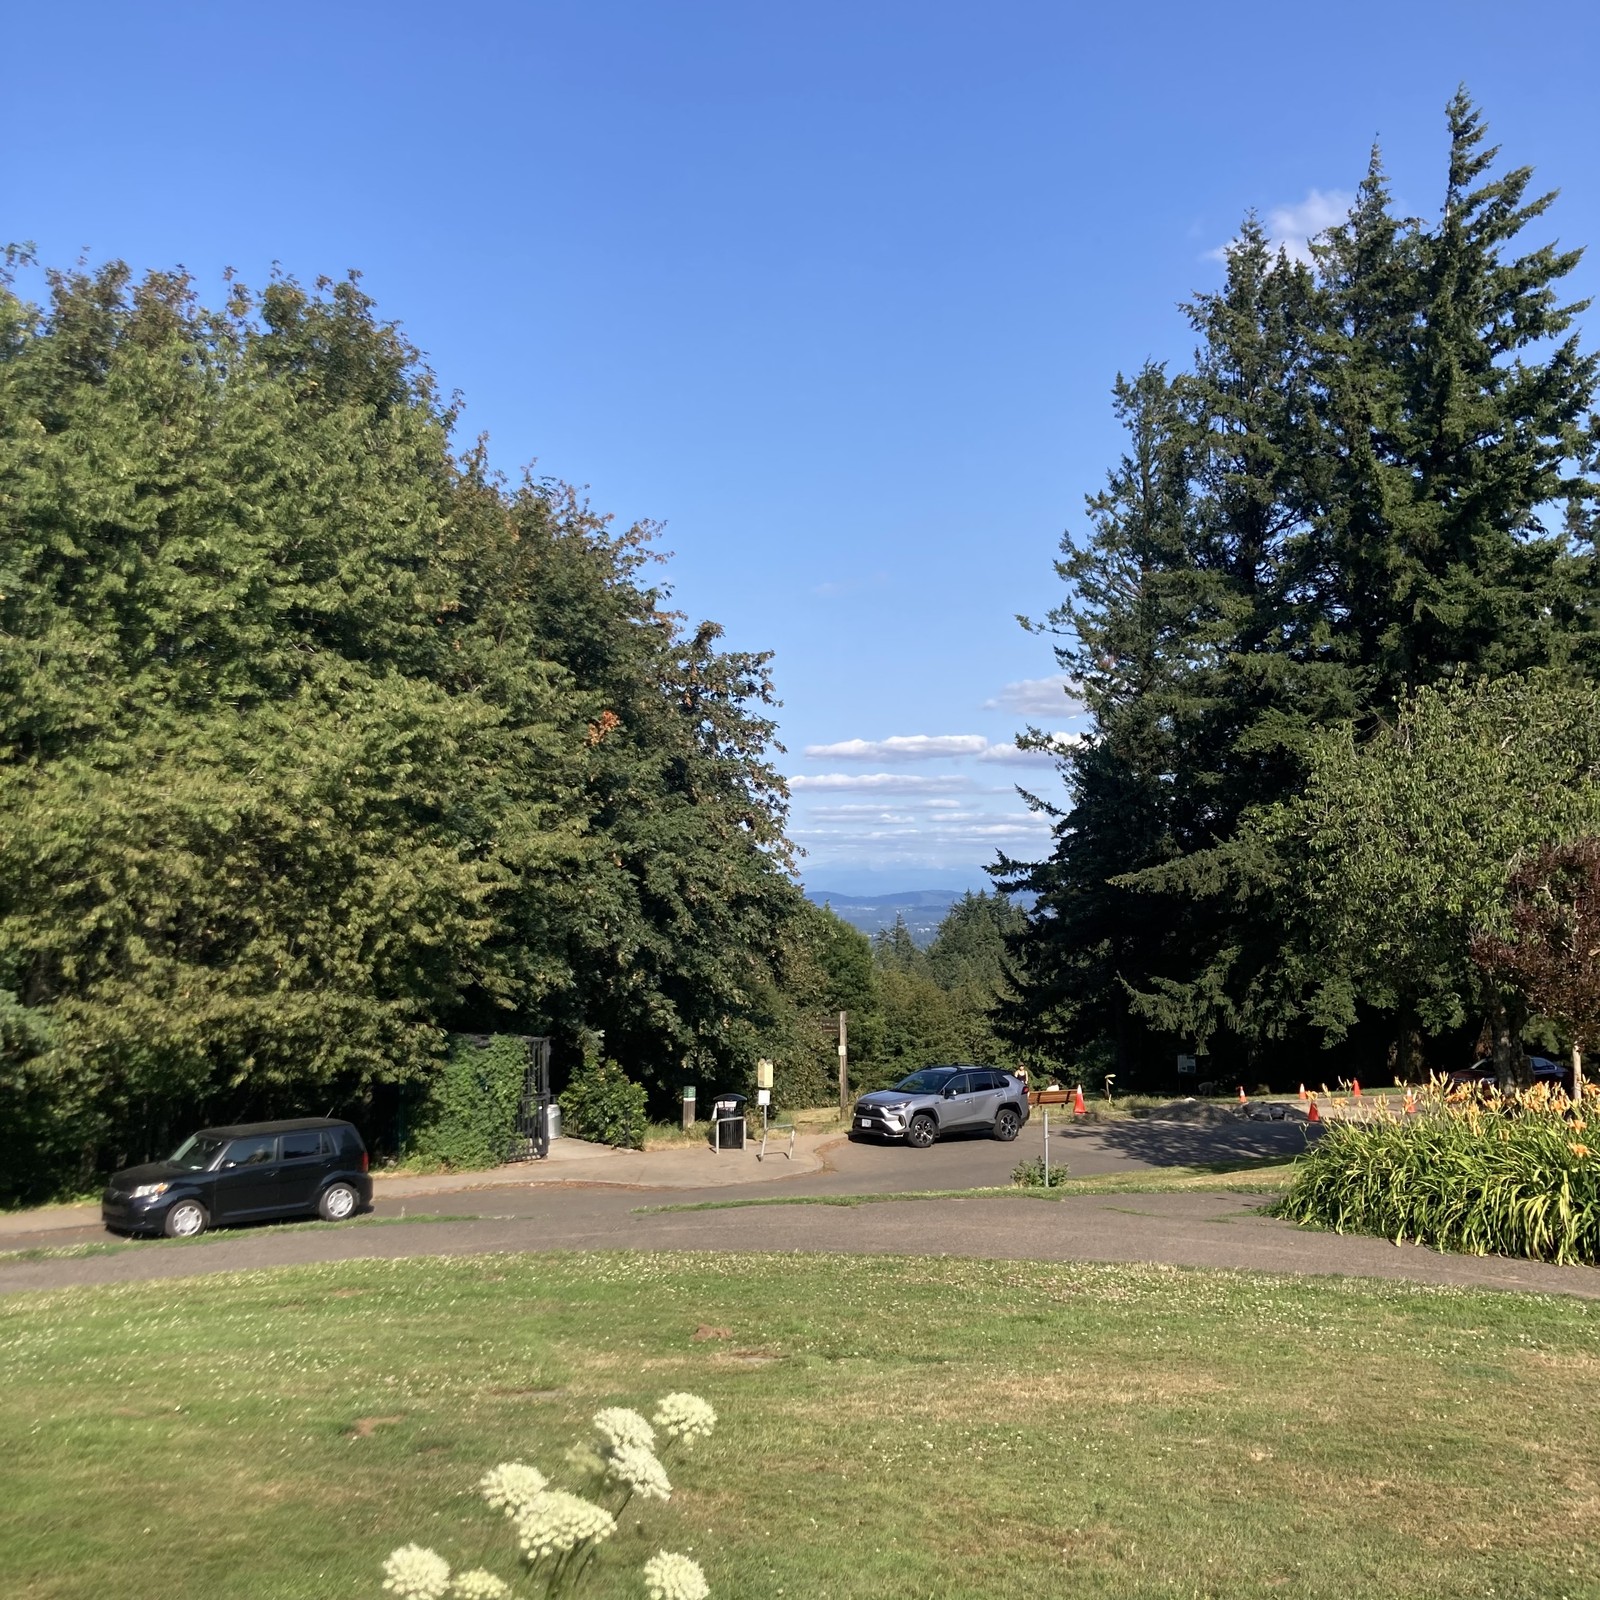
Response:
[402, 1034, 528, 1170]
[1276, 1083, 1600, 1264]
[560, 1059, 647, 1149]
[1012, 1155, 1069, 1188]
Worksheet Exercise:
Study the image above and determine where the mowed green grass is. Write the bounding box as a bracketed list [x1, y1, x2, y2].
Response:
[3, 1252, 1598, 1600]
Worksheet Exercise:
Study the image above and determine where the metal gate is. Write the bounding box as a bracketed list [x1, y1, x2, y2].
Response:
[509, 1035, 554, 1162]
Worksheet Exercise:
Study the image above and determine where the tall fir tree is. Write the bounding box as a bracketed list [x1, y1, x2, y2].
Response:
[1000, 95, 1600, 1084]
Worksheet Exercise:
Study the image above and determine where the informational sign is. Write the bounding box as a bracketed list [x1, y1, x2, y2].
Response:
[756, 1087, 771, 1107]
[1176, 1055, 1197, 1075]
[756, 1058, 774, 1090]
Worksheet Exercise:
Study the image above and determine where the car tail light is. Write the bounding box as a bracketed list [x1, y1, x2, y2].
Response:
[360, 1150, 369, 1173]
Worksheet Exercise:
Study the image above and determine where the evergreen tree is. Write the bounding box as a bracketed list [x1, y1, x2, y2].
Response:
[1000, 95, 1600, 1083]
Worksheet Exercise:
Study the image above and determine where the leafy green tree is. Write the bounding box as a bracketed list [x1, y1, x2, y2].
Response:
[1249, 674, 1600, 1082]
[0, 252, 804, 1196]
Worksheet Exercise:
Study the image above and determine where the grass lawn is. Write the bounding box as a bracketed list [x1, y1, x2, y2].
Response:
[636, 1159, 1300, 1213]
[3, 1252, 1598, 1600]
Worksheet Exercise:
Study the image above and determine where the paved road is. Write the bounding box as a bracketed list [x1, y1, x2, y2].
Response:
[4, 1116, 1599, 1300]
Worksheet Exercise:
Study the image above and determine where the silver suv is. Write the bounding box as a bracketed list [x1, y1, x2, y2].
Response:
[850, 1065, 1030, 1148]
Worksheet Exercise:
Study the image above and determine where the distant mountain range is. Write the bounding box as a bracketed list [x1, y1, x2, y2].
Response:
[805, 888, 964, 945]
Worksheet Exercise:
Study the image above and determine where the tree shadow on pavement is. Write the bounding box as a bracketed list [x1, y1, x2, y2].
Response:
[1086, 1116, 1321, 1170]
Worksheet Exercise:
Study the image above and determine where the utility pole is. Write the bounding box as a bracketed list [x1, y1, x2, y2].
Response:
[838, 1009, 849, 1120]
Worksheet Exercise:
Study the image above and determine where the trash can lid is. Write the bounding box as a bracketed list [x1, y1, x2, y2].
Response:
[713, 1092, 748, 1106]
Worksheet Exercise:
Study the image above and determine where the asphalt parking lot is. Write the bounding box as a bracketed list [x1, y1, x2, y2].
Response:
[5, 1111, 1599, 1300]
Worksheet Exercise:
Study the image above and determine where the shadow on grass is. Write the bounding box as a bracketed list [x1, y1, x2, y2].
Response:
[634, 1155, 1299, 1215]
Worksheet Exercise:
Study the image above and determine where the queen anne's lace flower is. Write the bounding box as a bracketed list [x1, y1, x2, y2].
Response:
[382, 1545, 451, 1600]
[593, 1405, 656, 1452]
[452, 1571, 510, 1600]
[642, 1550, 710, 1600]
[480, 1461, 550, 1514]
[653, 1392, 717, 1447]
[606, 1441, 672, 1501]
[512, 1489, 617, 1561]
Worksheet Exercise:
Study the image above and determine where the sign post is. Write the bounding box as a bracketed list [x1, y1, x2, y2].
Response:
[837, 1011, 849, 1120]
[756, 1059, 773, 1136]
[681, 1084, 696, 1132]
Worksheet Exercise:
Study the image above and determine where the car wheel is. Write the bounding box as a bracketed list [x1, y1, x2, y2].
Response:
[318, 1182, 359, 1222]
[906, 1113, 938, 1148]
[163, 1199, 208, 1239]
[993, 1107, 1022, 1142]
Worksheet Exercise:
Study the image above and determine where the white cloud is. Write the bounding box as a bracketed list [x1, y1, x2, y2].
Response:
[793, 805, 1052, 872]
[1209, 187, 1354, 266]
[983, 675, 1083, 715]
[977, 731, 1085, 764]
[788, 772, 973, 793]
[804, 734, 988, 761]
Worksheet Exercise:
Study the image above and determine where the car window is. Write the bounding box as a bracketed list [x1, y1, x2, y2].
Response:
[281, 1131, 323, 1161]
[978, 1071, 1004, 1091]
[168, 1133, 227, 1170]
[893, 1069, 958, 1094]
[222, 1136, 277, 1168]
[945, 1073, 972, 1095]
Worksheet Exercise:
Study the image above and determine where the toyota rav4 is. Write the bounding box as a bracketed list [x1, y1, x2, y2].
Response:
[850, 1065, 1029, 1147]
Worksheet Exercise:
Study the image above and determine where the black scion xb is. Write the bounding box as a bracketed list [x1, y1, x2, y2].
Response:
[101, 1118, 372, 1238]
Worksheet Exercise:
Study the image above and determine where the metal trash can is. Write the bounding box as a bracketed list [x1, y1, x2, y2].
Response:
[710, 1093, 748, 1151]
[541, 1102, 563, 1143]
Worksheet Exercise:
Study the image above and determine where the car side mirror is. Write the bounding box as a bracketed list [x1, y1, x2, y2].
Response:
[943, 1086, 958, 1099]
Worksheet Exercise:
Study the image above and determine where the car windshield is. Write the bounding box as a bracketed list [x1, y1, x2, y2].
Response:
[892, 1069, 958, 1094]
[167, 1133, 227, 1171]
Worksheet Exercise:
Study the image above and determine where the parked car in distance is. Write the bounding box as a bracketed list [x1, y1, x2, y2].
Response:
[850, 1066, 1030, 1147]
[101, 1118, 371, 1238]
[1446, 1056, 1573, 1092]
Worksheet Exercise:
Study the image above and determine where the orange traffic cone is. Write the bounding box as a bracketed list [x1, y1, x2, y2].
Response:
[1352, 1079, 1362, 1097]
[1307, 1097, 1321, 1122]
[1298, 1083, 1308, 1101]
[1238, 1085, 1247, 1105]
[1404, 1089, 1417, 1115]
[1072, 1084, 1086, 1115]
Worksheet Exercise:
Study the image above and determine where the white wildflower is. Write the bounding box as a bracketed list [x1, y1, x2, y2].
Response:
[653, 1392, 716, 1448]
[512, 1489, 617, 1561]
[382, 1545, 451, 1600]
[593, 1405, 656, 1452]
[480, 1461, 549, 1515]
[643, 1550, 710, 1600]
[452, 1572, 510, 1600]
[606, 1441, 672, 1502]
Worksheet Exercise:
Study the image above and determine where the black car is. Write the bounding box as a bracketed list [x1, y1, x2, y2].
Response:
[101, 1118, 372, 1238]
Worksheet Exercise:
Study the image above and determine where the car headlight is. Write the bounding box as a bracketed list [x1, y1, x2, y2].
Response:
[130, 1182, 170, 1200]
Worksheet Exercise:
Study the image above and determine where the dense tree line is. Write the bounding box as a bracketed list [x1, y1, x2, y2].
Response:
[997, 95, 1600, 1090]
[0, 254, 811, 1198]
[787, 892, 1023, 1092]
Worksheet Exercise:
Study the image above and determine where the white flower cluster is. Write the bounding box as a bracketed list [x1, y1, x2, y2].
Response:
[382, 1544, 451, 1600]
[606, 1440, 672, 1502]
[593, 1405, 656, 1452]
[512, 1488, 617, 1561]
[452, 1571, 509, 1600]
[653, 1392, 717, 1448]
[480, 1460, 549, 1515]
[643, 1550, 710, 1600]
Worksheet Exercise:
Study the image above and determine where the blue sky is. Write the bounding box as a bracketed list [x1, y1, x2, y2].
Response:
[9, 1, 1600, 894]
